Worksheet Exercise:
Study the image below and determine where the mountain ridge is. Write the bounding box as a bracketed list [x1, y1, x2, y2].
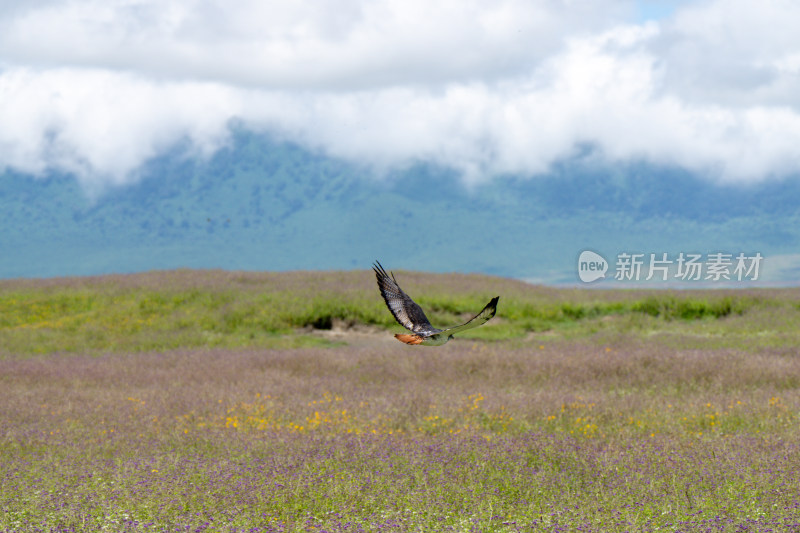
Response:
[2, 128, 799, 282]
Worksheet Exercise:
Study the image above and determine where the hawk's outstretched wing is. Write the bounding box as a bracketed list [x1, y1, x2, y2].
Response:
[373, 261, 438, 335]
[439, 296, 499, 337]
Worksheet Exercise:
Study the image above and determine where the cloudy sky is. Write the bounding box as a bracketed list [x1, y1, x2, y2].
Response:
[2, 0, 800, 191]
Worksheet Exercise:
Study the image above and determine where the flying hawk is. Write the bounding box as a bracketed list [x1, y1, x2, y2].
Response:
[373, 261, 499, 346]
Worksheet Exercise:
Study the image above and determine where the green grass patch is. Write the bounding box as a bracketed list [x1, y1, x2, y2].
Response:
[1, 270, 798, 356]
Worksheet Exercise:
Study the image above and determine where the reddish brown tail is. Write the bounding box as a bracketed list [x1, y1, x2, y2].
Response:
[394, 333, 424, 345]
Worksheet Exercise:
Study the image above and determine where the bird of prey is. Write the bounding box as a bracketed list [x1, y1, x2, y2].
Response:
[373, 261, 499, 346]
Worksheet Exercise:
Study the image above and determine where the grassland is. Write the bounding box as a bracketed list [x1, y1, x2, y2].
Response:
[1, 269, 800, 532]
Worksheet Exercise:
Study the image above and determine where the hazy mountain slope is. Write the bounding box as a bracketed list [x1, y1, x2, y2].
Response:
[2, 129, 799, 281]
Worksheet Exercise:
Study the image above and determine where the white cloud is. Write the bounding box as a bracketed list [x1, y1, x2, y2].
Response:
[0, 0, 623, 89]
[0, 67, 244, 190]
[1, 0, 800, 188]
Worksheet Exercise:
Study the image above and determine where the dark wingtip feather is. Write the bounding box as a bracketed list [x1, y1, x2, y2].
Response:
[373, 260, 398, 284]
[373, 260, 390, 273]
[487, 296, 499, 316]
[373, 261, 388, 280]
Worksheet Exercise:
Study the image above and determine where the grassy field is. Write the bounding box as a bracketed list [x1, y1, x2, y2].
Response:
[1, 269, 800, 532]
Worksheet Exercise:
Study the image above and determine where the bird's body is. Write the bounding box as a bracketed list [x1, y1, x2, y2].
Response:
[373, 261, 499, 346]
